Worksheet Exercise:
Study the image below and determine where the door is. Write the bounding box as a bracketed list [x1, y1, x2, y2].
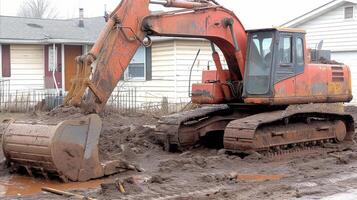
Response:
[245, 31, 275, 95]
[64, 45, 82, 91]
[274, 33, 296, 98]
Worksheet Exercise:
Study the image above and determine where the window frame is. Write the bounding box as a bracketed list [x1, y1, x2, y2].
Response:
[344, 6, 354, 19]
[48, 45, 58, 72]
[124, 46, 147, 81]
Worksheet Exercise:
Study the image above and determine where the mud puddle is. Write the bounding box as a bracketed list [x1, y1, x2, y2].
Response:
[0, 175, 105, 197]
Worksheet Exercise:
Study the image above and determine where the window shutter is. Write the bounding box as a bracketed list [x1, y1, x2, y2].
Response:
[44, 45, 50, 77]
[1, 45, 11, 77]
[57, 45, 62, 72]
[146, 46, 152, 81]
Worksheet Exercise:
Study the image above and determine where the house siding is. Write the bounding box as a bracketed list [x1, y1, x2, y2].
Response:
[116, 41, 177, 104]
[295, 2, 357, 52]
[9, 45, 44, 92]
[174, 40, 224, 103]
[115, 39, 225, 105]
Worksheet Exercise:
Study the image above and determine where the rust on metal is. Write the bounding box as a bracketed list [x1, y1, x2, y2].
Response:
[157, 103, 355, 157]
[1, 115, 126, 182]
[224, 104, 354, 153]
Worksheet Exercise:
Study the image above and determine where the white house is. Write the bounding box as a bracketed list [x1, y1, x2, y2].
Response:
[283, 0, 357, 103]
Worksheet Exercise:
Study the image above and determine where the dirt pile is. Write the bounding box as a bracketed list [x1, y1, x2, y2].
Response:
[99, 113, 160, 160]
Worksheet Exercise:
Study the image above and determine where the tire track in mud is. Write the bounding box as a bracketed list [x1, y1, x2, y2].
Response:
[118, 184, 229, 200]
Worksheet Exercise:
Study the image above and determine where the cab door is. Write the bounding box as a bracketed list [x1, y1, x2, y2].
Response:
[273, 32, 296, 98]
[244, 31, 275, 97]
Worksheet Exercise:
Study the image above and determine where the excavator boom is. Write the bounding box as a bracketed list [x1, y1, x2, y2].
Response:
[65, 0, 247, 113]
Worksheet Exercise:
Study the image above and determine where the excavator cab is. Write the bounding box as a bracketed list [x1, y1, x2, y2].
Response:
[243, 28, 351, 105]
[243, 28, 305, 99]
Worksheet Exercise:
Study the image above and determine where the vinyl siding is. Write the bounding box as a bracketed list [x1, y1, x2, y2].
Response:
[9, 45, 44, 92]
[116, 41, 177, 104]
[295, 2, 357, 52]
[174, 40, 226, 103]
[115, 39, 226, 105]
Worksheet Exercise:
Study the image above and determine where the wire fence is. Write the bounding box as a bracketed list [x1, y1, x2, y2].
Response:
[0, 85, 189, 115]
[0, 79, 10, 110]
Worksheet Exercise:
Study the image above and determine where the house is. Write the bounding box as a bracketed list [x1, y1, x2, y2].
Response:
[0, 14, 222, 106]
[0, 14, 103, 93]
[283, 0, 357, 103]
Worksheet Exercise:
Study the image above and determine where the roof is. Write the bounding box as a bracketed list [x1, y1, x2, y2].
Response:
[246, 27, 306, 33]
[282, 0, 357, 27]
[0, 16, 106, 44]
[0, 15, 204, 45]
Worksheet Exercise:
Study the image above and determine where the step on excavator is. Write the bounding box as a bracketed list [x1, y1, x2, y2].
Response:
[0, 0, 355, 182]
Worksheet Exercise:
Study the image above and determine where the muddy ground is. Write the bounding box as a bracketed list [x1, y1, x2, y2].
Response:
[1, 106, 357, 199]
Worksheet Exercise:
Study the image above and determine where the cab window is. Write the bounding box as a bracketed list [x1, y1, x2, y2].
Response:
[296, 38, 304, 65]
[279, 36, 292, 64]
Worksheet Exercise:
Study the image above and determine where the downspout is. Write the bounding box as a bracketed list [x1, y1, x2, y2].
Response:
[174, 40, 177, 103]
[52, 44, 59, 94]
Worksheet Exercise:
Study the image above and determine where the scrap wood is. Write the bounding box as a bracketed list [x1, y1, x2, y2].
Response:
[116, 181, 126, 193]
[41, 187, 96, 200]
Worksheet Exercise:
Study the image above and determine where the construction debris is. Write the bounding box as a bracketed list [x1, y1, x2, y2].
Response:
[41, 187, 96, 200]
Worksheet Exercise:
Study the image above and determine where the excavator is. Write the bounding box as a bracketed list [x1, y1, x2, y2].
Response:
[0, 0, 355, 182]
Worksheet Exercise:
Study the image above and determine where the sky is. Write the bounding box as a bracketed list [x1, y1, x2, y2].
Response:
[0, 0, 333, 29]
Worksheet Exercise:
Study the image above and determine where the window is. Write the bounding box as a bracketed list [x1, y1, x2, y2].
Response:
[48, 46, 58, 71]
[279, 36, 292, 64]
[345, 6, 354, 19]
[296, 38, 304, 65]
[124, 46, 147, 80]
[246, 32, 274, 95]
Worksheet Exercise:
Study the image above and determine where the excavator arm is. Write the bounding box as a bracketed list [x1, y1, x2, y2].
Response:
[65, 0, 247, 113]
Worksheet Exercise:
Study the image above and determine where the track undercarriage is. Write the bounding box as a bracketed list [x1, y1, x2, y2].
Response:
[155, 103, 355, 156]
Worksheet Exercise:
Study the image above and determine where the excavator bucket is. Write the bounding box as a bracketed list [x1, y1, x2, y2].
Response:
[1, 114, 123, 182]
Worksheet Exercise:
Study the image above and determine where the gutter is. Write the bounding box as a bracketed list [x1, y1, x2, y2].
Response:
[0, 37, 207, 45]
[0, 39, 95, 45]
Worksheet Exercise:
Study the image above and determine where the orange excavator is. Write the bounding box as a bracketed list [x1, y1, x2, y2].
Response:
[1, 0, 355, 182]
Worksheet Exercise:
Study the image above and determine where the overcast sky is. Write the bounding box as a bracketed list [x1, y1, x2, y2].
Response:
[0, 0, 332, 29]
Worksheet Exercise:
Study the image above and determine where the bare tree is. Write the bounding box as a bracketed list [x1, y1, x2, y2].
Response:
[17, 0, 58, 19]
